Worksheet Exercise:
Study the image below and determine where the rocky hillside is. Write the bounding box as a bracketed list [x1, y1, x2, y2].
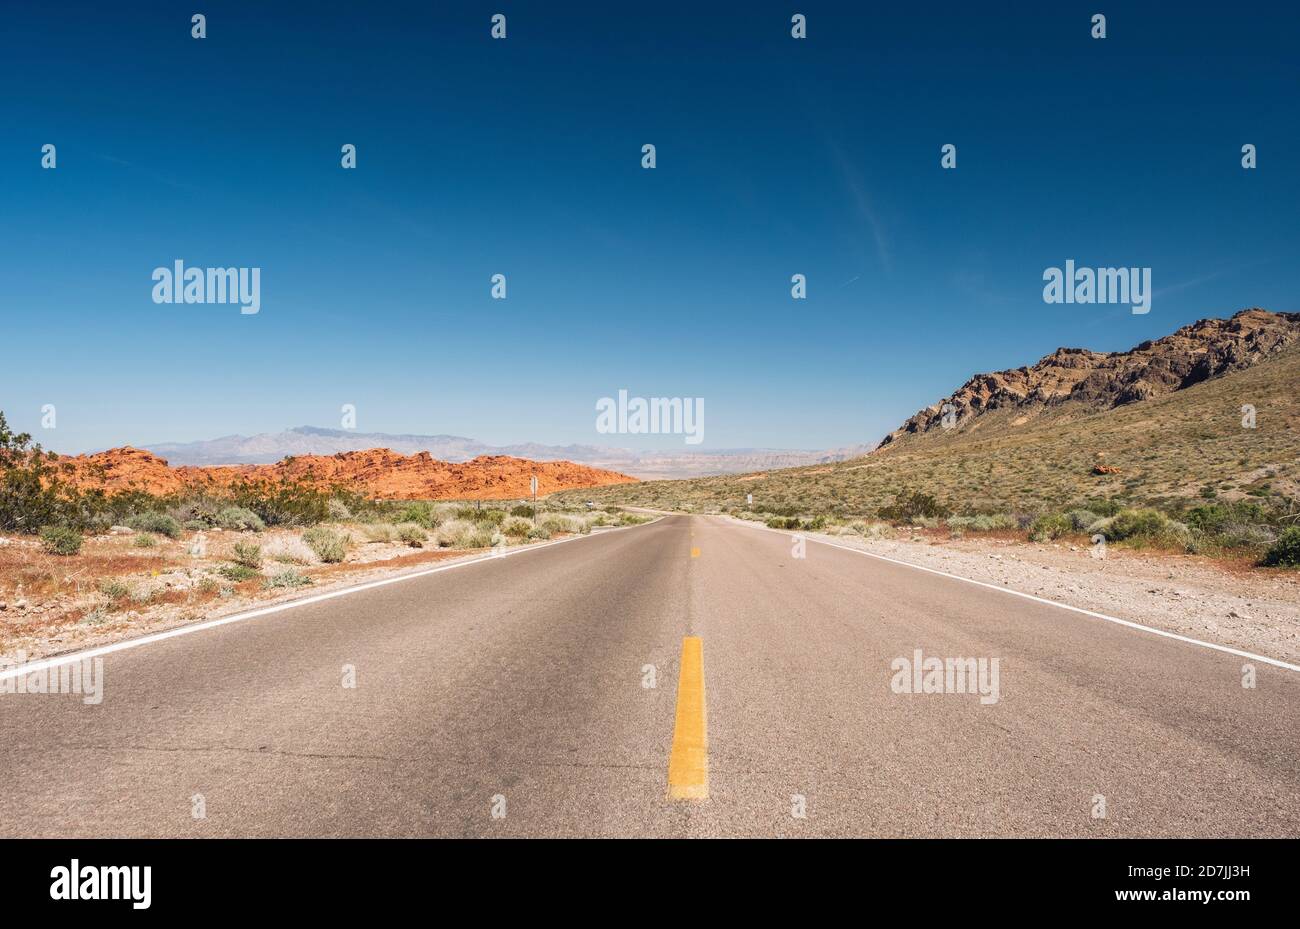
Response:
[879, 309, 1300, 447]
[47, 447, 636, 500]
[555, 307, 1300, 517]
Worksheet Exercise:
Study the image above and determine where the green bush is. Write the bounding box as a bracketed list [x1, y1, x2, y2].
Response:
[464, 528, 497, 549]
[126, 511, 181, 538]
[97, 578, 130, 601]
[264, 569, 313, 589]
[1261, 527, 1300, 567]
[231, 542, 262, 568]
[1029, 513, 1073, 542]
[878, 492, 950, 522]
[393, 502, 439, 529]
[510, 505, 535, 519]
[217, 563, 260, 582]
[396, 523, 428, 546]
[224, 479, 345, 528]
[326, 498, 353, 521]
[39, 525, 83, 555]
[302, 527, 348, 563]
[502, 516, 533, 538]
[1108, 508, 1172, 541]
[134, 533, 157, 548]
[527, 526, 552, 540]
[216, 506, 265, 532]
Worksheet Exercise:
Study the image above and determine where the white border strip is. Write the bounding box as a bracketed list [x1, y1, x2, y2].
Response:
[0, 516, 664, 682]
[730, 517, 1300, 673]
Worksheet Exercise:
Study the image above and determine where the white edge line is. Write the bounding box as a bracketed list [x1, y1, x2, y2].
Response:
[726, 516, 1300, 674]
[0, 516, 665, 682]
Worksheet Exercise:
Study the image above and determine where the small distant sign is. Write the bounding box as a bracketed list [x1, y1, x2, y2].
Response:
[746, 493, 753, 506]
[530, 475, 538, 496]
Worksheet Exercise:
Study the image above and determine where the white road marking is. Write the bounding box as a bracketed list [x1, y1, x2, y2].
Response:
[728, 516, 1300, 674]
[0, 517, 664, 682]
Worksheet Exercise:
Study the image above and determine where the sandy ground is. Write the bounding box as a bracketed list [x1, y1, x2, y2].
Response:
[0, 525, 564, 665]
[722, 516, 1300, 666]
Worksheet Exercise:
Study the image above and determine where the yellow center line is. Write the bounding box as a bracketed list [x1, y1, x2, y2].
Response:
[667, 636, 708, 800]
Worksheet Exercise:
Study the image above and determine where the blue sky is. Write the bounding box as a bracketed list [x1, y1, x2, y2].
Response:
[3, 1, 1298, 454]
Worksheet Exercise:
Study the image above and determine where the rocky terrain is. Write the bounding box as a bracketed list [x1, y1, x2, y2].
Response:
[135, 427, 871, 480]
[879, 308, 1300, 447]
[47, 447, 636, 500]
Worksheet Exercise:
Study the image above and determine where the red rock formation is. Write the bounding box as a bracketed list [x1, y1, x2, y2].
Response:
[48, 447, 636, 500]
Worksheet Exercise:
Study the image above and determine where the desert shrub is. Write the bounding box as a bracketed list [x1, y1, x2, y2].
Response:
[1261, 527, 1300, 567]
[1065, 509, 1100, 532]
[878, 492, 950, 522]
[217, 563, 260, 582]
[363, 523, 398, 543]
[805, 515, 828, 531]
[393, 502, 440, 529]
[475, 508, 507, 527]
[502, 516, 533, 538]
[510, 505, 535, 519]
[302, 527, 348, 563]
[97, 578, 130, 601]
[224, 479, 338, 528]
[231, 541, 262, 568]
[264, 568, 313, 589]
[1085, 499, 1124, 518]
[1107, 508, 1172, 541]
[173, 499, 219, 528]
[436, 518, 474, 548]
[948, 513, 1016, 532]
[263, 536, 317, 565]
[396, 523, 428, 546]
[133, 533, 157, 548]
[39, 525, 83, 555]
[527, 526, 551, 540]
[540, 514, 588, 535]
[0, 413, 78, 532]
[1216, 521, 1277, 548]
[126, 511, 181, 538]
[1029, 513, 1073, 542]
[216, 506, 265, 532]
[464, 528, 497, 549]
[911, 515, 942, 529]
[326, 498, 353, 521]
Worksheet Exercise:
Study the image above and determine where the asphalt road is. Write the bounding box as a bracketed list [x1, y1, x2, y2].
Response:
[2, 515, 1298, 837]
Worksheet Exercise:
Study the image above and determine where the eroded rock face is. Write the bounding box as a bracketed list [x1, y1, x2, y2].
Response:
[878, 309, 1300, 447]
[47, 447, 637, 500]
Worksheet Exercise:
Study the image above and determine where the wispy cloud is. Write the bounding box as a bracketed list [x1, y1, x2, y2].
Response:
[825, 138, 890, 274]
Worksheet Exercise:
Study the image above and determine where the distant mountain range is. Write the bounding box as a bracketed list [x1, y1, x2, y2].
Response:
[132, 427, 872, 480]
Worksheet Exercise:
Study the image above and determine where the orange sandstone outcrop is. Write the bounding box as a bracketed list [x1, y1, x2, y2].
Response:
[48, 446, 637, 500]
